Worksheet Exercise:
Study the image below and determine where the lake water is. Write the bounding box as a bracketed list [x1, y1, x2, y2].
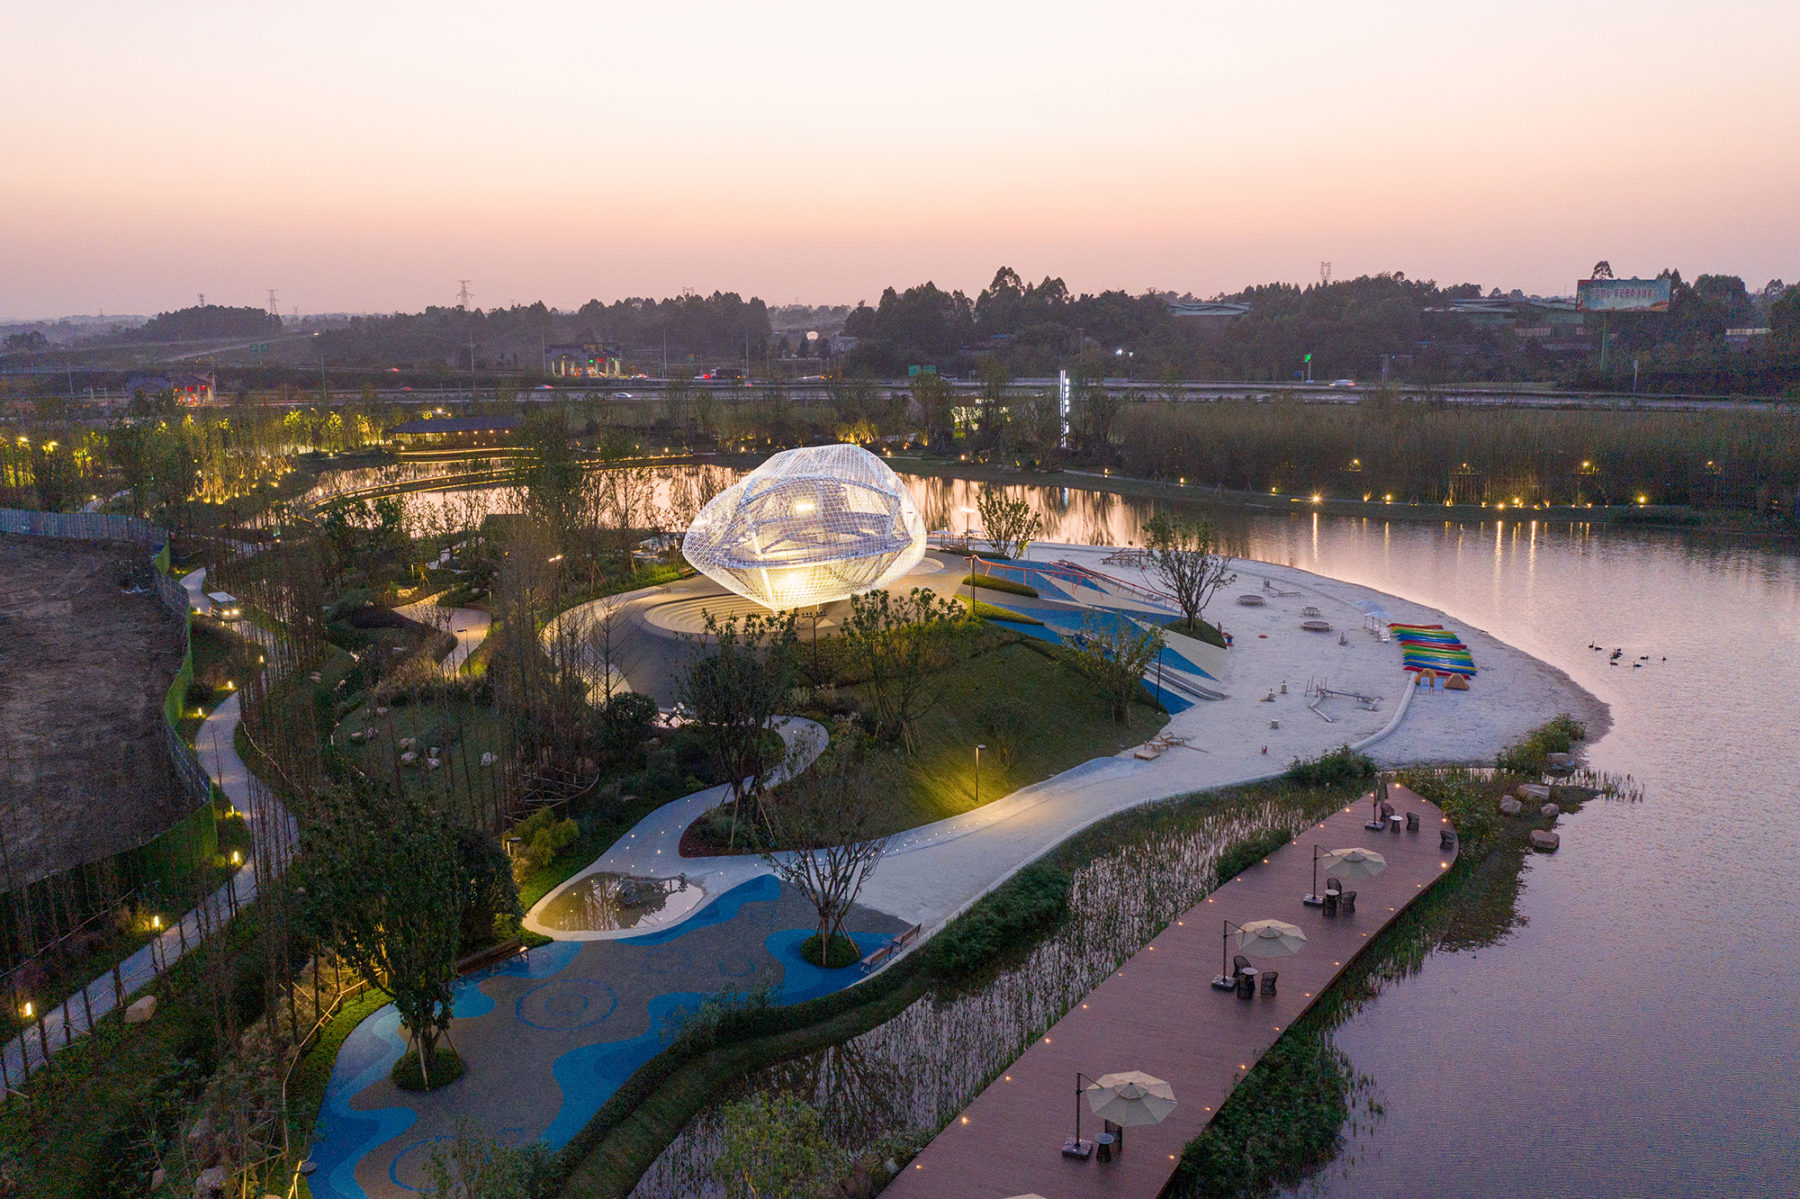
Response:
[341, 466, 1800, 1193]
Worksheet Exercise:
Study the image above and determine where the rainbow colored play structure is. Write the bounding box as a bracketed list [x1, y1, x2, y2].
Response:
[1389, 623, 1477, 677]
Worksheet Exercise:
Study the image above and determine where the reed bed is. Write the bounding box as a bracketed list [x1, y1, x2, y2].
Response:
[628, 795, 1321, 1198]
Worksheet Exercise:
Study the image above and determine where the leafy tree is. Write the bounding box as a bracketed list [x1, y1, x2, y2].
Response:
[760, 720, 896, 955]
[682, 611, 798, 844]
[517, 409, 583, 556]
[841, 587, 964, 752]
[1065, 615, 1164, 722]
[974, 487, 1044, 560]
[711, 1093, 845, 1199]
[297, 784, 467, 1087]
[1141, 512, 1237, 634]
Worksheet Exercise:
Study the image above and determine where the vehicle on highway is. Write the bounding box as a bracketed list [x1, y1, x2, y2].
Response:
[1329, 378, 1357, 388]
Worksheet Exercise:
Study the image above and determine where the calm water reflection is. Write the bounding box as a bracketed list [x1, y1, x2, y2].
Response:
[348, 467, 1800, 1193]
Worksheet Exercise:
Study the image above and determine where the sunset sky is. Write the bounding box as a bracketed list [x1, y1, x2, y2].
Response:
[4, 0, 1797, 318]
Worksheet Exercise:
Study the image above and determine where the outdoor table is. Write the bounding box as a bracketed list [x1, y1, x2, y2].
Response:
[1236, 966, 1259, 998]
[1094, 1133, 1116, 1163]
[1388, 814, 1404, 833]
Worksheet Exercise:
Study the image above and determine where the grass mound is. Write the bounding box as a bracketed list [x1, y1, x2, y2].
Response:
[391, 1045, 467, 1092]
[960, 573, 1039, 598]
[800, 933, 863, 969]
[956, 595, 1044, 624]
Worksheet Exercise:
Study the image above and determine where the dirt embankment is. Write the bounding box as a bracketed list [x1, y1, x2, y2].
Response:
[0, 536, 186, 887]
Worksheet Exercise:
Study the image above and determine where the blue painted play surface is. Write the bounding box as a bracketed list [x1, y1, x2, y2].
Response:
[989, 607, 1202, 714]
[304, 875, 899, 1199]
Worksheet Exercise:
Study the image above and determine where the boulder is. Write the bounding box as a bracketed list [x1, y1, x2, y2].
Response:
[151, 1168, 166, 1189]
[479, 752, 496, 767]
[375, 705, 389, 716]
[1499, 798, 1523, 816]
[1545, 751, 1573, 769]
[427, 758, 442, 771]
[400, 751, 418, 766]
[125, 994, 157, 1025]
[194, 1165, 229, 1199]
[1518, 783, 1552, 801]
[399, 736, 416, 750]
[1540, 802, 1561, 819]
[348, 730, 366, 744]
[1529, 829, 1561, 852]
[364, 727, 379, 739]
[429, 746, 442, 758]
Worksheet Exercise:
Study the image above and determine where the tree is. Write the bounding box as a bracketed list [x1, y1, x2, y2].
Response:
[759, 720, 895, 957]
[682, 610, 798, 845]
[974, 487, 1044, 559]
[1141, 512, 1237, 635]
[711, 1093, 845, 1199]
[517, 409, 583, 556]
[297, 784, 467, 1088]
[841, 587, 964, 752]
[1064, 615, 1164, 723]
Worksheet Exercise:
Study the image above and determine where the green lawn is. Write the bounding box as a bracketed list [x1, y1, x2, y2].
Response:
[862, 639, 1166, 835]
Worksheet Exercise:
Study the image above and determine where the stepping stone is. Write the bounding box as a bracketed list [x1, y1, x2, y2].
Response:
[125, 995, 157, 1024]
[1499, 798, 1523, 816]
[1540, 802, 1561, 819]
[1529, 829, 1560, 852]
[1518, 783, 1552, 801]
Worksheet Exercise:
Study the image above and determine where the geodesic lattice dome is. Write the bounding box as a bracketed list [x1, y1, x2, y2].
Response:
[682, 443, 927, 611]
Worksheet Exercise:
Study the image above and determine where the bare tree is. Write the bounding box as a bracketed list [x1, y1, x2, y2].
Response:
[760, 721, 895, 958]
[1141, 511, 1236, 635]
[974, 487, 1044, 560]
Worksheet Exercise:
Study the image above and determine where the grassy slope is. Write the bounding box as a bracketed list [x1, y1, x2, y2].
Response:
[864, 639, 1166, 836]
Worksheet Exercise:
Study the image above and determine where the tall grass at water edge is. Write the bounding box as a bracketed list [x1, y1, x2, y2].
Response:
[1113, 400, 1800, 512]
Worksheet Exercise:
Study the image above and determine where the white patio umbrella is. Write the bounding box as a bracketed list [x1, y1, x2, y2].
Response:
[1318, 846, 1387, 882]
[1234, 918, 1308, 958]
[1084, 1070, 1178, 1127]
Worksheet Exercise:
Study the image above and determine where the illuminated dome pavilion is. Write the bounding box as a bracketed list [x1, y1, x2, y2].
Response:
[683, 443, 927, 611]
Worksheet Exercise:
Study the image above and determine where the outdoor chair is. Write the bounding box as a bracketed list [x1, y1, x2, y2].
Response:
[1441, 829, 1458, 851]
[1236, 972, 1256, 998]
[1259, 970, 1278, 996]
[1339, 891, 1357, 914]
[1232, 954, 1252, 981]
[1325, 876, 1343, 896]
[1406, 812, 1421, 832]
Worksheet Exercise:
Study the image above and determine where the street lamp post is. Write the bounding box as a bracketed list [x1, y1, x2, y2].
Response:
[975, 744, 986, 807]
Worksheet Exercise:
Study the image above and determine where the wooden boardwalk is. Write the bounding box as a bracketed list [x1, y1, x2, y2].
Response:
[884, 784, 1456, 1199]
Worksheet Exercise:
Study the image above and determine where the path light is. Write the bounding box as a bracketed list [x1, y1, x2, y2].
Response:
[152, 915, 163, 930]
[21, 1001, 32, 1020]
[231, 851, 242, 865]
[975, 744, 986, 807]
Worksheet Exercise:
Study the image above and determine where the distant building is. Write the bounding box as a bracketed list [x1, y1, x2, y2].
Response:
[1429, 297, 1590, 352]
[124, 371, 215, 406]
[547, 343, 622, 378]
[386, 415, 523, 449]
[1725, 327, 1771, 352]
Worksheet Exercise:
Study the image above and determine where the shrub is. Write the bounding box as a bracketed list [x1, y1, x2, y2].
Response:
[1495, 713, 1586, 775]
[960, 573, 1039, 598]
[1285, 745, 1376, 788]
[930, 862, 1070, 981]
[1215, 826, 1293, 887]
[510, 809, 578, 881]
[800, 933, 862, 969]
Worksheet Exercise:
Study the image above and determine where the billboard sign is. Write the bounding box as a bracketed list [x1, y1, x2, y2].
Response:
[1577, 277, 1672, 313]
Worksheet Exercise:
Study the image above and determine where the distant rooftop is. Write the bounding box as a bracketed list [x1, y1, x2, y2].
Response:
[1168, 301, 1251, 319]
